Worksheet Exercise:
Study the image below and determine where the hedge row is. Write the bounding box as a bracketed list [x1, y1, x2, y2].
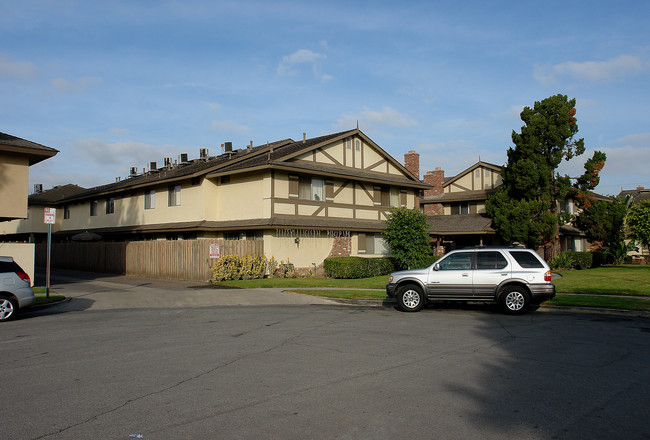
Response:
[323, 255, 440, 279]
[549, 251, 593, 270]
[323, 257, 396, 279]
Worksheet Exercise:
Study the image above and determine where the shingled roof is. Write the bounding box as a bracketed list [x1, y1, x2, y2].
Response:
[0, 132, 59, 165]
[61, 129, 428, 202]
[427, 214, 495, 235]
[29, 184, 86, 204]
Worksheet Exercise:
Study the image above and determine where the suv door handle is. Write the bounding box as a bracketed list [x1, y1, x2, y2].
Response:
[501, 273, 508, 276]
[462, 273, 469, 277]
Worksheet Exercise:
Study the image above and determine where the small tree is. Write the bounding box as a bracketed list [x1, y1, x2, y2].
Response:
[383, 207, 432, 270]
[628, 200, 650, 259]
[575, 196, 628, 251]
[485, 94, 606, 260]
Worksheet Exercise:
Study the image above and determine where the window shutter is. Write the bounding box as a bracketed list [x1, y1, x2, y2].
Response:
[358, 233, 366, 253]
[381, 187, 390, 207]
[325, 180, 334, 201]
[289, 175, 299, 198]
[373, 186, 381, 205]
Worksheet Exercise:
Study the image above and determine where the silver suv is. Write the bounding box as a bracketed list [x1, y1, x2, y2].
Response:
[0, 256, 35, 322]
[386, 248, 555, 314]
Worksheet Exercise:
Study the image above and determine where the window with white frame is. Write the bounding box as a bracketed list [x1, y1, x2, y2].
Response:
[145, 189, 155, 210]
[168, 185, 181, 206]
[358, 233, 389, 255]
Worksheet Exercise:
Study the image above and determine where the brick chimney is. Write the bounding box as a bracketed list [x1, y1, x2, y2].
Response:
[422, 167, 444, 216]
[423, 167, 444, 197]
[404, 150, 419, 179]
[637, 185, 645, 190]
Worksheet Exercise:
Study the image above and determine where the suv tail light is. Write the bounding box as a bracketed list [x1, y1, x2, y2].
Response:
[16, 271, 31, 286]
[544, 270, 552, 282]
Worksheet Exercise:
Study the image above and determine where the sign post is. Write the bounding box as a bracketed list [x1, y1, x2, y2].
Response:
[44, 208, 56, 298]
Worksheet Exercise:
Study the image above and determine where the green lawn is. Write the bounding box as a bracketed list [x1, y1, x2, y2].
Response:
[552, 265, 650, 297]
[214, 265, 650, 312]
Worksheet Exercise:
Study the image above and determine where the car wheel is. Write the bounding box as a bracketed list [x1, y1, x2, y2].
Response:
[397, 284, 425, 312]
[499, 286, 530, 315]
[0, 297, 17, 322]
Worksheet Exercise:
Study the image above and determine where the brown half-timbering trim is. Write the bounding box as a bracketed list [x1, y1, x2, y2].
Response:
[365, 158, 385, 172]
[317, 147, 343, 166]
[332, 180, 349, 198]
[357, 182, 375, 205]
[288, 175, 299, 198]
[451, 182, 471, 192]
[312, 206, 325, 216]
[273, 197, 378, 210]
[271, 169, 275, 216]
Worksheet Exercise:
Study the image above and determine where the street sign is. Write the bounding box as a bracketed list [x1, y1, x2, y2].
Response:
[210, 243, 220, 259]
[44, 207, 56, 224]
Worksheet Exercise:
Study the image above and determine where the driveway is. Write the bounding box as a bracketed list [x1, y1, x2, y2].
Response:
[38, 269, 336, 311]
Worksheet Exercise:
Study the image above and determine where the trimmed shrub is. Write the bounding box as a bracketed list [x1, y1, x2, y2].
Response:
[567, 251, 593, 270]
[323, 257, 397, 279]
[211, 255, 242, 281]
[240, 255, 267, 280]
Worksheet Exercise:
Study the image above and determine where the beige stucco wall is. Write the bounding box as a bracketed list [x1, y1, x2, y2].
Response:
[263, 230, 334, 268]
[0, 152, 30, 219]
[447, 166, 502, 193]
[0, 242, 35, 283]
[0, 205, 51, 235]
[214, 171, 270, 221]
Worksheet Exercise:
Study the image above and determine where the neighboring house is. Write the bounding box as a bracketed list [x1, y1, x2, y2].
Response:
[412, 157, 606, 254]
[0, 129, 429, 271]
[0, 184, 86, 242]
[618, 185, 650, 263]
[0, 132, 59, 279]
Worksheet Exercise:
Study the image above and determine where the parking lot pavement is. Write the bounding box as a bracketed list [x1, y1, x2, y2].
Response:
[37, 269, 337, 311]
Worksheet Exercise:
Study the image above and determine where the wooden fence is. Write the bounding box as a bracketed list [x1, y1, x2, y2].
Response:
[36, 239, 264, 282]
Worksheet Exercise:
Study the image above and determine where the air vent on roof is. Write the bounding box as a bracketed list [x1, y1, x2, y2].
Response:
[34, 184, 43, 193]
[180, 153, 188, 163]
[130, 167, 138, 177]
[200, 148, 209, 159]
[164, 158, 172, 168]
[150, 161, 157, 171]
[224, 142, 233, 152]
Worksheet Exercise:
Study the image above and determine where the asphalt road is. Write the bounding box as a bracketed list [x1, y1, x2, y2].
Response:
[2, 273, 649, 439]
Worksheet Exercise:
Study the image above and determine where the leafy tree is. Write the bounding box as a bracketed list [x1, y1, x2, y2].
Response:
[627, 200, 650, 257]
[574, 196, 629, 251]
[383, 207, 432, 270]
[485, 94, 606, 260]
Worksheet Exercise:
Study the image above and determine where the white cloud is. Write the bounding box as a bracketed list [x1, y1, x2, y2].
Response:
[71, 138, 175, 167]
[336, 106, 417, 131]
[211, 120, 250, 134]
[0, 54, 37, 81]
[534, 54, 646, 85]
[50, 76, 103, 92]
[277, 49, 331, 82]
[205, 102, 222, 113]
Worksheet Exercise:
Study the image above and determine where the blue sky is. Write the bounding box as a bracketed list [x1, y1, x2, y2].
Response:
[2, 0, 649, 196]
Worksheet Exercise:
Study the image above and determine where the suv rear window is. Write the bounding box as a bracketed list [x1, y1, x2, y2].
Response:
[0, 261, 21, 273]
[508, 251, 544, 268]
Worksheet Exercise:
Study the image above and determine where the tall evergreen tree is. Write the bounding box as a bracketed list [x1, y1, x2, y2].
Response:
[485, 94, 606, 260]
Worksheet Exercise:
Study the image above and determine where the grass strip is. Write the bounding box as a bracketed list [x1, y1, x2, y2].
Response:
[286, 290, 650, 312]
[545, 294, 650, 311]
[33, 295, 66, 305]
[214, 275, 388, 289]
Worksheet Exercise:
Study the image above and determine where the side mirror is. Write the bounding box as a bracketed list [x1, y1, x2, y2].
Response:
[433, 263, 440, 271]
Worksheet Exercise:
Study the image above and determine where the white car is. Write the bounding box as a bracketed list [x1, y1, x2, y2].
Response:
[0, 256, 35, 322]
[386, 248, 555, 314]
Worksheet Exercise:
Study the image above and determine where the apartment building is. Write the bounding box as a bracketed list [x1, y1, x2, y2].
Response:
[1, 129, 429, 270]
